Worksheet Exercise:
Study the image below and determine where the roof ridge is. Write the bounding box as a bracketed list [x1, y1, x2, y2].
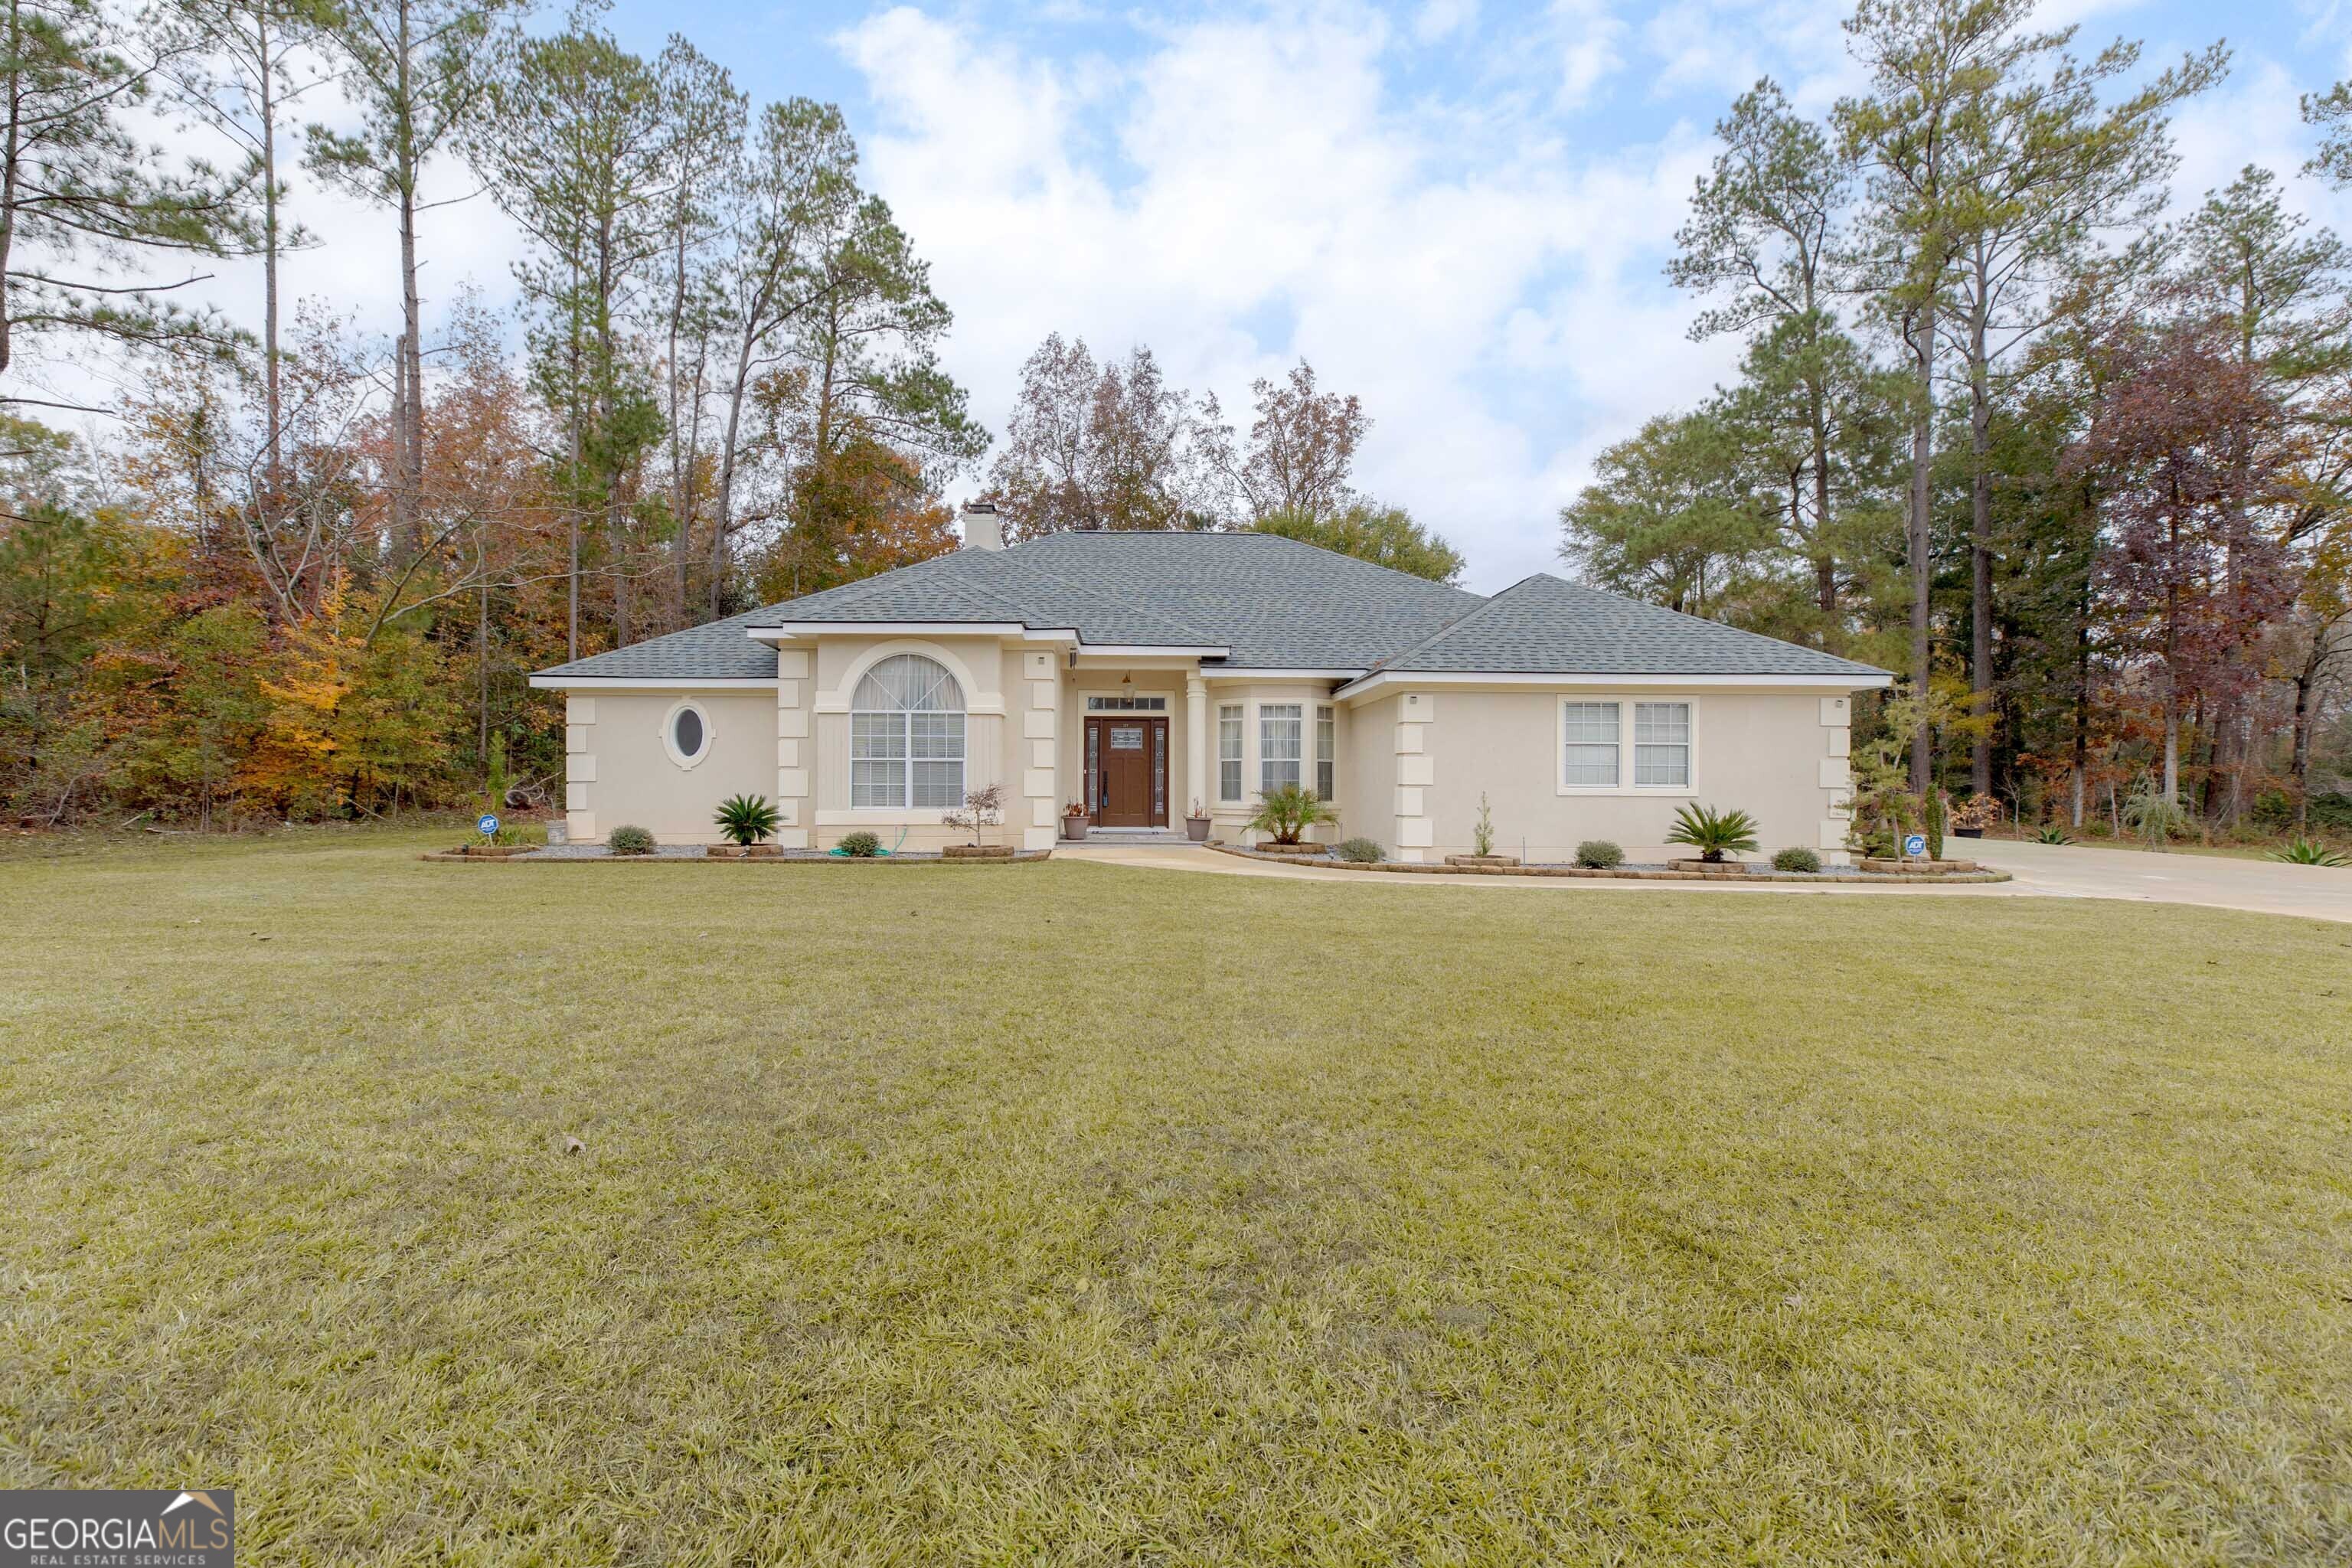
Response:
[985, 550, 1227, 645]
[1361, 575, 1531, 672]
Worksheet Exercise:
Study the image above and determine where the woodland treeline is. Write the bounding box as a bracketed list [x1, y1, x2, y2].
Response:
[1565, 0, 2352, 837]
[0, 0, 1449, 827]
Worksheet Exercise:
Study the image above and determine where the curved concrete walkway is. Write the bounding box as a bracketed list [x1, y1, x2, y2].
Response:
[1053, 838, 2352, 923]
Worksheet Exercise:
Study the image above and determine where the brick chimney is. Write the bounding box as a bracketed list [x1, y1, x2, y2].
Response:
[961, 501, 1004, 551]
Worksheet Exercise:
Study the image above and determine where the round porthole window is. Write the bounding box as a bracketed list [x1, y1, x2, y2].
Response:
[663, 701, 711, 769]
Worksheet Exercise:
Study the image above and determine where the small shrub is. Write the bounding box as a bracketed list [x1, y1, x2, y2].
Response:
[2270, 838, 2350, 867]
[836, 830, 881, 858]
[1664, 803, 1759, 862]
[606, 824, 655, 856]
[1575, 839, 1623, 870]
[1472, 793, 1494, 857]
[2033, 822, 2073, 844]
[1949, 792, 2003, 831]
[1335, 836, 1386, 863]
[1772, 846, 1821, 874]
[714, 793, 780, 846]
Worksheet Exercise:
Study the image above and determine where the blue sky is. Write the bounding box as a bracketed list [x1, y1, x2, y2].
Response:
[266, 1, 2352, 590]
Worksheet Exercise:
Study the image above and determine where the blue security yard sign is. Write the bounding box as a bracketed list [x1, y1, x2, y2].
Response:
[1903, 833, 1927, 858]
[478, 813, 501, 838]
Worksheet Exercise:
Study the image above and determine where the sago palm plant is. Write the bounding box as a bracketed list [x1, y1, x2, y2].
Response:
[714, 794, 781, 846]
[1664, 803, 1759, 863]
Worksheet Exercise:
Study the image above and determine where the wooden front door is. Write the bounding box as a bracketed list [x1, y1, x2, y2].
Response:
[1086, 716, 1167, 827]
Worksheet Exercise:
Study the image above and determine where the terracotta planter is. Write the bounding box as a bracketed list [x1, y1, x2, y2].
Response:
[1062, 815, 1089, 841]
[1184, 816, 1212, 842]
[1667, 858, 1746, 873]
[942, 844, 1015, 860]
[1446, 854, 1521, 867]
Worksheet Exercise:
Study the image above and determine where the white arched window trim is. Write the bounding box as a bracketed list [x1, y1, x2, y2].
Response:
[660, 697, 714, 770]
[850, 653, 967, 811]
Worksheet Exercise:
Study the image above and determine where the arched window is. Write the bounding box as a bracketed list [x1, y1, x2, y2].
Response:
[851, 654, 965, 809]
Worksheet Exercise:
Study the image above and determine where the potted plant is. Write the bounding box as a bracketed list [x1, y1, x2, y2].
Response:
[1664, 803, 1759, 872]
[1245, 783, 1338, 853]
[1061, 799, 1090, 841]
[1950, 792, 2001, 838]
[942, 784, 1013, 858]
[710, 793, 782, 857]
[1447, 792, 1520, 867]
[1184, 799, 1213, 842]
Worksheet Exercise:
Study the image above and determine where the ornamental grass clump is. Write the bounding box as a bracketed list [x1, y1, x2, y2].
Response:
[836, 831, 882, 858]
[606, 825, 655, 856]
[1575, 840, 1623, 870]
[1772, 847, 1821, 874]
[1664, 804, 1759, 863]
[1335, 837, 1385, 863]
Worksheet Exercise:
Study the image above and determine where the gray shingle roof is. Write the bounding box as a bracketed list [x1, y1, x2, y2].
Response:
[534, 605, 781, 681]
[533, 535, 1886, 684]
[1367, 573, 1887, 678]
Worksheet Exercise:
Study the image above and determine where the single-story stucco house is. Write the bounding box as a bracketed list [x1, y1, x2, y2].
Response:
[529, 505, 1890, 863]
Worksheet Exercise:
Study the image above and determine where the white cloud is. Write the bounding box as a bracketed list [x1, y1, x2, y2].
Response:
[1413, 0, 1478, 45]
[1548, 0, 1626, 110]
[838, 0, 1730, 589]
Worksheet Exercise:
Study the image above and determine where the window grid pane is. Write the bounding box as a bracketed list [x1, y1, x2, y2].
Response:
[1315, 706, 1335, 800]
[1218, 705, 1243, 801]
[1562, 701, 1620, 788]
[1634, 702, 1690, 787]
[1259, 704, 1302, 795]
[851, 760, 905, 808]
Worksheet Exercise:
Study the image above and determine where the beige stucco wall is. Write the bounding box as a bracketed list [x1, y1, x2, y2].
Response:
[563, 690, 779, 844]
[1345, 685, 1854, 864]
[799, 633, 1038, 852]
[1201, 681, 1351, 845]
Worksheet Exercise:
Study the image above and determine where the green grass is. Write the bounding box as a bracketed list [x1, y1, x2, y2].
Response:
[3, 827, 2350, 1565]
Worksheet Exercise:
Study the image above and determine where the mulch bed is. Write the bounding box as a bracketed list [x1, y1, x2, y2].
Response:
[1209, 845, 2009, 884]
[423, 846, 1054, 865]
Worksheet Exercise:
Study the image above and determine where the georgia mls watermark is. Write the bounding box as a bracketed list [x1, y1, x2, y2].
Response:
[2, 1490, 234, 1567]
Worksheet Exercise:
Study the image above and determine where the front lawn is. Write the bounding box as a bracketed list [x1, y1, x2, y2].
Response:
[2, 828, 2347, 1564]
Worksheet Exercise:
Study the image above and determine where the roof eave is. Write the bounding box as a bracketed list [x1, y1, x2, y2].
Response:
[1333, 668, 1895, 700]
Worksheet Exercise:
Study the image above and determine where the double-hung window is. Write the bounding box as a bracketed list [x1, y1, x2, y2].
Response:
[1217, 704, 1243, 802]
[1634, 701, 1691, 788]
[1259, 704, 1302, 795]
[850, 653, 966, 809]
[1314, 705, 1336, 800]
[1560, 701, 1621, 789]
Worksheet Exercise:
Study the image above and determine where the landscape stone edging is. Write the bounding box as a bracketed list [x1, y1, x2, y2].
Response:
[1206, 844, 2009, 884]
[423, 848, 1055, 865]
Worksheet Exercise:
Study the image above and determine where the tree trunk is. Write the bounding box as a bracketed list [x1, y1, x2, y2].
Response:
[259, 8, 283, 495]
[1907, 299, 1936, 795]
[0, 0, 24, 378]
[710, 335, 753, 620]
[2290, 665, 2314, 831]
[1968, 298, 1994, 799]
[393, 0, 423, 557]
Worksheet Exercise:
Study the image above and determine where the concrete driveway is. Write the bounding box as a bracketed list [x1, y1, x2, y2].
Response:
[1965, 838, 2352, 924]
[1054, 838, 2352, 924]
